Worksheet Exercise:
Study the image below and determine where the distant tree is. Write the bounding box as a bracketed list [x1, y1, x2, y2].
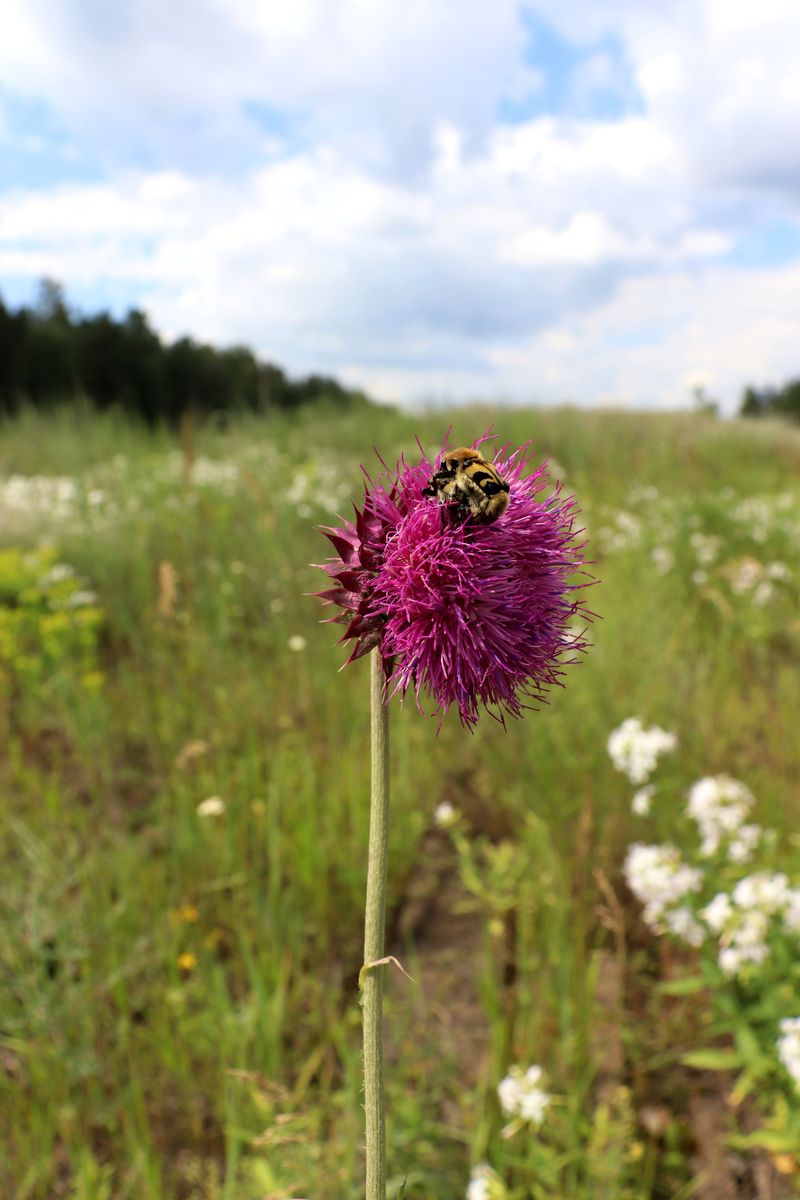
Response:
[741, 386, 767, 417]
[259, 362, 290, 411]
[35, 278, 71, 324]
[20, 280, 79, 403]
[691, 385, 719, 418]
[0, 297, 29, 413]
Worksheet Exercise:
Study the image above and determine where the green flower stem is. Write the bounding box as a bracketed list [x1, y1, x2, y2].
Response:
[360, 649, 390, 1199]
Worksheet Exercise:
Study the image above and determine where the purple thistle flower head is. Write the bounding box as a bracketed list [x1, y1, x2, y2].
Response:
[316, 434, 594, 729]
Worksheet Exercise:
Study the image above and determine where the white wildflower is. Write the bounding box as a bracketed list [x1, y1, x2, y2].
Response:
[467, 1164, 503, 1200]
[191, 458, 240, 490]
[767, 561, 791, 582]
[651, 546, 674, 574]
[729, 558, 763, 595]
[689, 532, 721, 566]
[632, 785, 655, 817]
[733, 871, 790, 914]
[664, 905, 706, 947]
[778, 1018, 800, 1093]
[727, 823, 762, 864]
[607, 718, 677, 785]
[701, 892, 733, 934]
[63, 589, 99, 609]
[197, 796, 225, 817]
[687, 776, 754, 856]
[752, 580, 775, 606]
[624, 844, 703, 930]
[287, 635, 307, 652]
[41, 563, 77, 584]
[498, 1064, 551, 1127]
[434, 801, 457, 829]
[784, 890, 800, 935]
[719, 943, 768, 976]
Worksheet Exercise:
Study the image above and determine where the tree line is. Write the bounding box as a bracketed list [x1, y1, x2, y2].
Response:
[740, 379, 800, 423]
[0, 280, 371, 423]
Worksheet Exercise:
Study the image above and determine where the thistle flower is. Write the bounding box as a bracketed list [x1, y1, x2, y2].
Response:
[316, 436, 591, 728]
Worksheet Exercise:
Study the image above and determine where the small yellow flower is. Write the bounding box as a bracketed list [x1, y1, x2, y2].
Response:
[171, 902, 199, 925]
[773, 1154, 798, 1176]
[177, 951, 197, 972]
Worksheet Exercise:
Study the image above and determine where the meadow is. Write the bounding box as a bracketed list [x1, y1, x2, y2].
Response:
[1, 401, 800, 1200]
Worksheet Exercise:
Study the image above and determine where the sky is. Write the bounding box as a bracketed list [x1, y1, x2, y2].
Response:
[1, 0, 799, 411]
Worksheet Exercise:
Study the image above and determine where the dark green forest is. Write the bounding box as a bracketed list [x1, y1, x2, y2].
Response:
[0, 280, 371, 423]
[740, 379, 800, 423]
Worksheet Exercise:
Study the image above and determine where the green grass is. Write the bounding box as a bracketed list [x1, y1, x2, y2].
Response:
[1, 403, 799, 1199]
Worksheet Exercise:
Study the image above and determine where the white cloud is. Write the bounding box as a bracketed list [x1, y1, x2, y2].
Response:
[0, 0, 538, 175]
[479, 261, 800, 409]
[535, 0, 800, 201]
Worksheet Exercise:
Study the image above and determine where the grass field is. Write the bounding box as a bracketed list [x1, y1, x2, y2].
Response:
[2, 402, 800, 1199]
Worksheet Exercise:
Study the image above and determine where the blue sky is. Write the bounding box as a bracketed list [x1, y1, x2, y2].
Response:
[1, 0, 799, 409]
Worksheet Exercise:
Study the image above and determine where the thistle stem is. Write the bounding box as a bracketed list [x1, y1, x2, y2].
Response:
[362, 649, 390, 1199]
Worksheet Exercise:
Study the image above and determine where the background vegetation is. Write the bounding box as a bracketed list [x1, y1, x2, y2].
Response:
[2, 280, 798, 428]
[1, 400, 799, 1199]
[0, 282, 369, 424]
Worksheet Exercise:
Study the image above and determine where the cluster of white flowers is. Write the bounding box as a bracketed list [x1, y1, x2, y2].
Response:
[767, 560, 792, 583]
[721, 555, 795, 608]
[701, 872, 800, 977]
[731, 494, 798, 545]
[40, 562, 78, 585]
[777, 1018, 800, 1093]
[1, 473, 83, 530]
[598, 510, 642, 553]
[689, 531, 721, 566]
[624, 844, 703, 940]
[651, 546, 675, 575]
[608, 718, 677, 785]
[497, 1064, 551, 1126]
[626, 484, 660, 506]
[190, 457, 240, 491]
[284, 459, 352, 518]
[686, 775, 761, 862]
[33, 560, 99, 610]
[728, 557, 770, 599]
